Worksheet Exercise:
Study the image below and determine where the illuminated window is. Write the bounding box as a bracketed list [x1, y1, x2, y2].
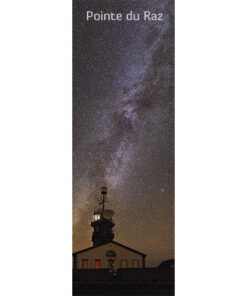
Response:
[95, 259, 101, 269]
[82, 259, 88, 269]
[94, 214, 101, 221]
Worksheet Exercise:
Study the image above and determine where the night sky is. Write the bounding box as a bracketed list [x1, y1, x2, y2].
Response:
[73, 0, 174, 267]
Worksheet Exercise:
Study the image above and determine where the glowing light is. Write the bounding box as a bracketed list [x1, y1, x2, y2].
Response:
[94, 214, 101, 221]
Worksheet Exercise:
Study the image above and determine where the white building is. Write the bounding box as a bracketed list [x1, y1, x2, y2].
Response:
[73, 188, 146, 270]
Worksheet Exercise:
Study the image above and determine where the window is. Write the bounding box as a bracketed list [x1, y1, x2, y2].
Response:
[121, 260, 127, 268]
[132, 260, 139, 268]
[82, 259, 88, 269]
[95, 259, 101, 269]
[94, 214, 101, 221]
[106, 250, 116, 257]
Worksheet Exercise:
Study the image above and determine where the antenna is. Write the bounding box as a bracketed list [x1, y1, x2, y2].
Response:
[101, 186, 107, 212]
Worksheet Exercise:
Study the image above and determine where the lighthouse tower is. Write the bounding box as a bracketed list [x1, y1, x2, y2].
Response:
[73, 186, 146, 270]
[91, 187, 115, 247]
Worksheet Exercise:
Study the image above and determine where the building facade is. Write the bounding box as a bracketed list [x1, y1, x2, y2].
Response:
[73, 188, 146, 270]
[73, 241, 146, 270]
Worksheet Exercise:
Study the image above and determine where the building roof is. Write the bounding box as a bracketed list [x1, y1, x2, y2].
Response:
[73, 241, 146, 257]
[157, 259, 175, 269]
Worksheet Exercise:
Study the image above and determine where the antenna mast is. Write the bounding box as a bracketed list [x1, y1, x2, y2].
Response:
[101, 187, 107, 212]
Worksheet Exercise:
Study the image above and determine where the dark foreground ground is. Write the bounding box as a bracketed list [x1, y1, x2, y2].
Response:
[73, 282, 174, 295]
[73, 260, 174, 295]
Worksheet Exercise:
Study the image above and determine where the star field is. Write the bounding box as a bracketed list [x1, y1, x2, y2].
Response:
[73, 0, 174, 267]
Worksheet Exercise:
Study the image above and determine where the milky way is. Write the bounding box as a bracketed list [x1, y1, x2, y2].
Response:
[73, 0, 174, 267]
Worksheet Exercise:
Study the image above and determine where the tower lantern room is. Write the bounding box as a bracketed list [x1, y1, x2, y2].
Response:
[91, 187, 115, 247]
